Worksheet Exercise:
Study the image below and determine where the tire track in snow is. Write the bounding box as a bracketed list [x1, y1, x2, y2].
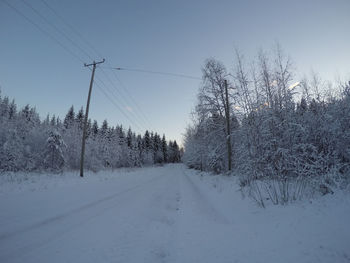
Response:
[133, 168, 181, 263]
[181, 167, 230, 224]
[0, 173, 164, 241]
[0, 173, 167, 263]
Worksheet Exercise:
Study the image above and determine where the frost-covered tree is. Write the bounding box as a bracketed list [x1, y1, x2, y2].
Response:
[0, 129, 24, 171]
[153, 133, 163, 163]
[168, 140, 181, 163]
[142, 130, 153, 164]
[161, 134, 168, 163]
[184, 46, 350, 203]
[0, 90, 178, 173]
[76, 107, 84, 130]
[63, 106, 75, 130]
[43, 130, 66, 172]
[127, 128, 133, 148]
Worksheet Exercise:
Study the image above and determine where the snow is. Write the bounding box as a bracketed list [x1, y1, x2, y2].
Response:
[1, 164, 349, 263]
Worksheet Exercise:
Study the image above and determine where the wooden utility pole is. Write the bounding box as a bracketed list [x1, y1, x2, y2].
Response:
[224, 79, 232, 171]
[80, 59, 105, 177]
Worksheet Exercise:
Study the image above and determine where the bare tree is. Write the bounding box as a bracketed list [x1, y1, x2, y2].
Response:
[273, 43, 294, 109]
[233, 48, 253, 114]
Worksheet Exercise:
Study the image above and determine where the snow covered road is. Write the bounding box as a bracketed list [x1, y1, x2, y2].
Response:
[1, 164, 349, 263]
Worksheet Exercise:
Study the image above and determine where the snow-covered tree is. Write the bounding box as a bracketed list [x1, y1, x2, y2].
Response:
[63, 106, 75, 130]
[161, 134, 168, 163]
[184, 46, 350, 203]
[43, 130, 66, 172]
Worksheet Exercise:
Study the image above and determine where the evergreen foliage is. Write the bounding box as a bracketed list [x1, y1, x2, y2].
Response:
[0, 92, 181, 172]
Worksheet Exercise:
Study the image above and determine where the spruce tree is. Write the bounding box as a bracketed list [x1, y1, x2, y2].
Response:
[50, 115, 56, 126]
[92, 120, 99, 137]
[127, 128, 133, 148]
[64, 106, 75, 129]
[172, 140, 180, 163]
[144, 130, 151, 150]
[161, 134, 168, 163]
[76, 107, 84, 130]
[43, 130, 66, 172]
[8, 100, 17, 120]
[101, 119, 109, 137]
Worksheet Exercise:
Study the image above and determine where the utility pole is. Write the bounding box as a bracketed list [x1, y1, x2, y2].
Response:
[80, 59, 105, 177]
[224, 79, 232, 171]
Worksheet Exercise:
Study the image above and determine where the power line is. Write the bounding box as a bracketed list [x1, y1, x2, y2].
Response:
[110, 67, 202, 80]
[19, 0, 94, 62]
[39, 0, 104, 61]
[84, 64, 146, 132]
[37, 0, 200, 82]
[6, 0, 147, 133]
[85, 66, 145, 132]
[3, 0, 84, 64]
[93, 74, 146, 132]
[93, 80, 144, 132]
[84, 64, 148, 132]
[37, 0, 152, 130]
[110, 72, 153, 126]
[105, 66, 201, 127]
[97, 69, 151, 129]
[87, 68, 146, 132]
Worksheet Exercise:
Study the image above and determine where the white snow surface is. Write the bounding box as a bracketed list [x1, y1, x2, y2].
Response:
[0, 164, 349, 263]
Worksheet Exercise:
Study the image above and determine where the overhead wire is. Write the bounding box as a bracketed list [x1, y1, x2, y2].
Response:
[85, 65, 146, 133]
[6, 0, 202, 133]
[5, 0, 147, 133]
[107, 66, 201, 127]
[104, 72, 151, 127]
[2, 0, 84, 64]
[37, 0, 200, 129]
[39, 0, 104, 61]
[100, 65, 153, 129]
[19, 0, 95, 62]
[106, 66, 201, 127]
[89, 67, 146, 131]
[110, 67, 202, 80]
[92, 75, 144, 132]
[37, 0, 152, 130]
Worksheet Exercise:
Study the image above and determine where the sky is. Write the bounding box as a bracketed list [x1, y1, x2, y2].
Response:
[1, 0, 350, 145]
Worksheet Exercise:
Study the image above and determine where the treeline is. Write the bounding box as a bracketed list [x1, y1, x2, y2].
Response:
[0, 96, 181, 172]
[183, 45, 350, 204]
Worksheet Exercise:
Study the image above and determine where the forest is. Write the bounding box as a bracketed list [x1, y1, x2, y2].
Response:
[0, 99, 182, 173]
[183, 46, 350, 205]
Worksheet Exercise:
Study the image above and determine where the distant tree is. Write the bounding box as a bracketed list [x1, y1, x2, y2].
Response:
[50, 115, 56, 126]
[76, 107, 84, 130]
[0, 129, 24, 171]
[8, 100, 17, 120]
[143, 130, 151, 150]
[161, 134, 168, 163]
[64, 106, 75, 129]
[168, 140, 181, 163]
[91, 120, 99, 137]
[0, 96, 9, 119]
[116, 125, 125, 146]
[62, 105, 80, 169]
[43, 114, 50, 126]
[127, 128, 133, 148]
[43, 130, 66, 172]
[0, 90, 177, 172]
[100, 119, 108, 136]
[142, 130, 153, 164]
[152, 133, 163, 163]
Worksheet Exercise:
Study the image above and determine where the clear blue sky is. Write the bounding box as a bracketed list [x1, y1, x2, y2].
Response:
[1, 0, 349, 145]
